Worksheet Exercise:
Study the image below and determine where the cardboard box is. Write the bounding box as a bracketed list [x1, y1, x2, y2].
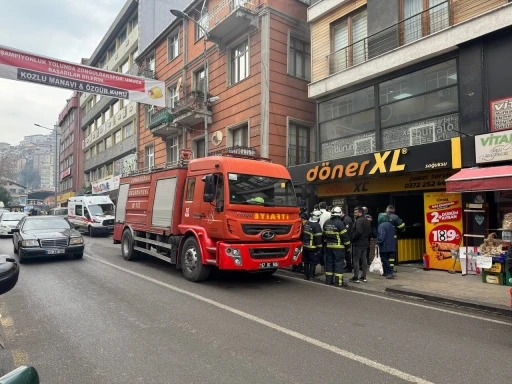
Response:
[484, 262, 504, 273]
[482, 271, 505, 285]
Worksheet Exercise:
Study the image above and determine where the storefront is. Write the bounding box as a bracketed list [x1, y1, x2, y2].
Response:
[57, 191, 76, 207]
[92, 175, 121, 205]
[289, 138, 463, 265]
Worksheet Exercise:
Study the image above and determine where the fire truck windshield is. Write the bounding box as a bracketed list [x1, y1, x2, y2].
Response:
[227, 173, 297, 207]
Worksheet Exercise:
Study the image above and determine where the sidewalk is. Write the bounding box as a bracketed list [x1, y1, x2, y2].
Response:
[280, 264, 512, 316]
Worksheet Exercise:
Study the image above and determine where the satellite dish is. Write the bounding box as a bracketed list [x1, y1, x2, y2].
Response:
[211, 131, 223, 147]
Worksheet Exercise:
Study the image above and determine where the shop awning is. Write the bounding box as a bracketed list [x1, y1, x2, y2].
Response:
[446, 165, 512, 192]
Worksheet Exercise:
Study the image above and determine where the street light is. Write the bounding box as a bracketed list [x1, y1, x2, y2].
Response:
[34, 123, 59, 208]
[171, 8, 210, 158]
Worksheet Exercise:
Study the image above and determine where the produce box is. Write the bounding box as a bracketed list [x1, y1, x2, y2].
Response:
[481, 271, 505, 285]
[484, 262, 505, 273]
[506, 272, 512, 287]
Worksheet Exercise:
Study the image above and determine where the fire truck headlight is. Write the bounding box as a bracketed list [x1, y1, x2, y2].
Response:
[292, 246, 302, 261]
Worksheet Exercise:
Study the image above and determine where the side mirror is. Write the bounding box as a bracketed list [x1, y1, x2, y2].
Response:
[0, 365, 40, 383]
[203, 175, 215, 203]
[0, 256, 19, 296]
[11, 228, 19, 233]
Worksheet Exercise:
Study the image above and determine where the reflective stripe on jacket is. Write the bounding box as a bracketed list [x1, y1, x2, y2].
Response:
[302, 220, 323, 249]
[323, 217, 351, 249]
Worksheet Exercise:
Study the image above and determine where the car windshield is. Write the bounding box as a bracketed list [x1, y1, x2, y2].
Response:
[23, 218, 71, 231]
[88, 204, 115, 216]
[1, 213, 26, 221]
[227, 173, 297, 207]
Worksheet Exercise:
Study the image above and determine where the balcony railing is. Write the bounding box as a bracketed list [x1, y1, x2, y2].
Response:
[207, 0, 257, 29]
[138, 68, 156, 79]
[171, 91, 212, 126]
[148, 108, 173, 129]
[328, 1, 452, 75]
[287, 147, 316, 167]
[209, 146, 257, 157]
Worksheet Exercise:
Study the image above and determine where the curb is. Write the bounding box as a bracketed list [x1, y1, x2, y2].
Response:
[385, 286, 512, 317]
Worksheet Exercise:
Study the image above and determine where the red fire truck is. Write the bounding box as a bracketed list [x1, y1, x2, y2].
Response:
[113, 149, 303, 282]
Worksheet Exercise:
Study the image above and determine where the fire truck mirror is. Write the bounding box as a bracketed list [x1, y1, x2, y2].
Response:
[203, 174, 215, 203]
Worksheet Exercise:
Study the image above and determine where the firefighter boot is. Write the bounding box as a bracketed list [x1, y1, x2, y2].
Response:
[309, 263, 317, 279]
[304, 263, 310, 280]
[325, 272, 334, 285]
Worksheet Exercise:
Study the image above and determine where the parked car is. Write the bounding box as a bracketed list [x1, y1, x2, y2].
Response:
[12, 216, 84, 263]
[0, 212, 27, 237]
[49, 207, 68, 217]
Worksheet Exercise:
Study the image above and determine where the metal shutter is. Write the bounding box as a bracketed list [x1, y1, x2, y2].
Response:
[152, 177, 177, 228]
[115, 183, 130, 223]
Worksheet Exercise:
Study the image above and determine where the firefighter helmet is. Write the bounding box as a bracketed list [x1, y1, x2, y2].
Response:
[331, 206, 342, 217]
[310, 210, 321, 222]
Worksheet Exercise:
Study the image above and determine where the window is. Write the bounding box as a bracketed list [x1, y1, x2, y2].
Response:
[168, 32, 180, 61]
[106, 162, 114, 176]
[76, 205, 83, 216]
[195, 11, 208, 40]
[401, 0, 449, 44]
[130, 15, 138, 31]
[288, 123, 315, 166]
[185, 177, 196, 201]
[96, 116, 102, 130]
[230, 40, 249, 84]
[105, 136, 112, 149]
[230, 125, 248, 146]
[123, 121, 134, 138]
[195, 139, 205, 158]
[87, 98, 94, 112]
[98, 141, 105, 153]
[112, 100, 120, 116]
[194, 68, 206, 93]
[114, 130, 122, 144]
[168, 85, 180, 108]
[118, 28, 127, 46]
[167, 136, 180, 163]
[120, 59, 130, 74]
[91, 146, 97, 156]
[146, 53, 155, 71]
[107, 43, 116, 60]
[288, 36, 311, 81]
[145, 145, 155, 168]
[330, 8, 368, 73]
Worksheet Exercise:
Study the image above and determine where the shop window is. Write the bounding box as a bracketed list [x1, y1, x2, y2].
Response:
[320, 86, 374, 123]
[185, 177, 195, 201]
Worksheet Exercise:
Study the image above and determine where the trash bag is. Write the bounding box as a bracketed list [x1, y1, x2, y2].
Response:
[369, 249, 384, 275]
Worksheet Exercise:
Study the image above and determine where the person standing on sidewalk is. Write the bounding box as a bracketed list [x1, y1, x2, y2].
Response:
[377, 213, 396, 279]
[340, 210, 354, 273]
[301, 210, 323, 280]
[323, 207, 351, 287]
[350, 207, 371, 283]
[318, 202, 331, 271]
[362, 206, 375, 266]
[386, 205, 405, 272]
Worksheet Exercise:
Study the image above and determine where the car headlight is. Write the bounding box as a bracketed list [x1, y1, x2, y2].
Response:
[22, 240, 39, 247]
[70, 237, 84, 245]
[292, 246, 303, 261]
[94, 218, 101, 223]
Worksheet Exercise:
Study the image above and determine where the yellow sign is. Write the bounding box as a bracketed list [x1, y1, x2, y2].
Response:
[306, 148, 407, 182]
[254, 213, 290, 220]
[318, 171, 453, 197]
[424, 192, 463, 271]
[57, 191, 75, 203]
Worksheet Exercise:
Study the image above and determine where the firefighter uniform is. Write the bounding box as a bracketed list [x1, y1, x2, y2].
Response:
[323, 215, 351, 286]
[388, 213, 405, 270]
[301, 219, 323, 280]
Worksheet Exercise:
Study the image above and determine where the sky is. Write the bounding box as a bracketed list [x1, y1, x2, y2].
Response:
[0, 0, 127, 145]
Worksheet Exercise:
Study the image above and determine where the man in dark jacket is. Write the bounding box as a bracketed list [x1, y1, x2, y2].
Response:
[323, 206, 351, 287]
[377, 213, 396, 278]
[350, 207, 371, 283]
[301, 210, 323, 280]
[340, 210, 354, 273]
[386, 205, 406, 236]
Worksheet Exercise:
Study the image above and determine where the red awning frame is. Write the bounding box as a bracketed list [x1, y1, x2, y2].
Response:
[445, 165, 512, 192]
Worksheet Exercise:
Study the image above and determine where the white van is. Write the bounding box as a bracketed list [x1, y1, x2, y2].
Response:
[68, 195, 115, 237]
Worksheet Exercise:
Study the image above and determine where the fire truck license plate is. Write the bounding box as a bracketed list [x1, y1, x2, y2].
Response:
[259, 262, 278, 269]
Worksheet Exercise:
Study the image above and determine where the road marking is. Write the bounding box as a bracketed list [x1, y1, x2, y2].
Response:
[0, 306, 31, 367]
[85, 254, 433, 383]
[280, 273, 512, 326]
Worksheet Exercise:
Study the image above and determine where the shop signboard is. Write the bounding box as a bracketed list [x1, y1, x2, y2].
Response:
[318, 170, 453, 197]
[424, 192, 463, 271]
[0, 44, 165, 107]
[475, 128, 512, 164]
[60, 167, 71, 180]
[92, 176, 120, 194]
[490, 97, 512, 132]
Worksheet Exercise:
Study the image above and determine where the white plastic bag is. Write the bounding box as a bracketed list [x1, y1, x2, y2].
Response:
[369, 247, 384, 276]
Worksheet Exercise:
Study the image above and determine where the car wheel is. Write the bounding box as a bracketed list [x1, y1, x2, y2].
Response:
[180, 237, 211, 282]
[73, 253, 84, 259]
[88, 226, 95, 237]
[121, 229, 140, 261]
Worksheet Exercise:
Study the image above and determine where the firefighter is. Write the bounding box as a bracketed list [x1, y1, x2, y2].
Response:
[385, 205, 405, 272]
[301, 210, 323, 280]
[323, 206, 351, 287]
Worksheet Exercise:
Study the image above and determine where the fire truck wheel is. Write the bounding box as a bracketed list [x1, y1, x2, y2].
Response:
[181, 237, 211, 282]
[121, 229, 140, 261]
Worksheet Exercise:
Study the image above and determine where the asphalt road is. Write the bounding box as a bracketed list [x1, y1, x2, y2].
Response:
[0, 235, 510, 384]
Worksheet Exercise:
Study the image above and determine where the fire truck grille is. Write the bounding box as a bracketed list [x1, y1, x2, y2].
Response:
[242, 224, 291, 236]
[249, 247, 290, 260]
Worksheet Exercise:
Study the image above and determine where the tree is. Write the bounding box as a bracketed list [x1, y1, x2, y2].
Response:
[0, 186, 12, 207]
[19, 165, 40, 190]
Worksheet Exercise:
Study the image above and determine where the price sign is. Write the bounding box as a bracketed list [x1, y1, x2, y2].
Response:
[428, 224, 461, 245]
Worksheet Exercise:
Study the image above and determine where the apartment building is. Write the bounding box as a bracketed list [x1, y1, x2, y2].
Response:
[57, 92, 83, 206]
[80, 0, 139, 203]
[135, 0, 316, 168]
[287, 0, 512, 264]
[2, 181, 27, 206]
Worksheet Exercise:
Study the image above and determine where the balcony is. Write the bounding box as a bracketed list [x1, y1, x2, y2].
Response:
[310, 0, 511, 99]
[83, 101, 137, 150]
[138, 68, 157, 79]
[148, 108, 180, 138]
[172, 91, 212, 127]
[84, 135, 137, 171]
[287, 147, 316, 167]
[206, 0, 258, 49]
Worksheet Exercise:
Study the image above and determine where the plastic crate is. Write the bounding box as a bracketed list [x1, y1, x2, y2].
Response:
[484, 262, 505, 273]
[481, 271, 505, 285]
